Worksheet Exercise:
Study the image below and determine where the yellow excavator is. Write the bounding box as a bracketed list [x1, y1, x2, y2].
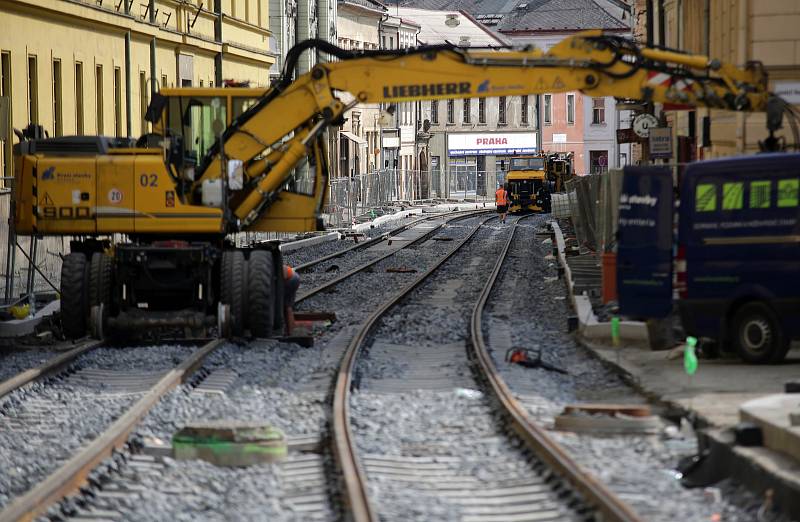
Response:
[11, 30, 789, 339]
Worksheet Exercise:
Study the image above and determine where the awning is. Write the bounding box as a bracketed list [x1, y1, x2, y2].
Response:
[340, 131, 367, 145]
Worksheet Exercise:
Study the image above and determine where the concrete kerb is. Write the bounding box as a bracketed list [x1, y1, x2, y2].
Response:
[549, 220, 648, 344]
[279, 232, 342, 254]
[351, 203, 495, 234]
[0, 300, 60, 338]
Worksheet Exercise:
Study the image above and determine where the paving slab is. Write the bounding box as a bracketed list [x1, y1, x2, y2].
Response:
[584, 340, 800, 427]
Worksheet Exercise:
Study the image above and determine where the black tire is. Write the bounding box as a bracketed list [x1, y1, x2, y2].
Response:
[248, 250, 275, 338]
[61, 253, 89, 339]
[89, 253, 113, 333]
[731, 302, 788, 364]
[220, 251, 246, 336]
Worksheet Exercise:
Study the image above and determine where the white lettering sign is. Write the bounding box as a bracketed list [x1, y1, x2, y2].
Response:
[448, 132, 536, 156]
[552, 133, 567, 143]
[774, 81, 800, 105]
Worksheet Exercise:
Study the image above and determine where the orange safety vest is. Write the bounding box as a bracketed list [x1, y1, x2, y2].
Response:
[284, 265, 294, 279]
[495, 188, 509, 206]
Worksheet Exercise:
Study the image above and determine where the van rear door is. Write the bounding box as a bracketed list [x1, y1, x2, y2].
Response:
[617, 166, 674, 318]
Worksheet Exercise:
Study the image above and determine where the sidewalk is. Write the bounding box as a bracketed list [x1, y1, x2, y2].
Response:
[551, 218, 800, 518]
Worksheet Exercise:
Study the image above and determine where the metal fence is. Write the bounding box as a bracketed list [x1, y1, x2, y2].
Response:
[563, 169, 623, 253]
[1, 195, 66, 308]
[324, 168, 497, 228]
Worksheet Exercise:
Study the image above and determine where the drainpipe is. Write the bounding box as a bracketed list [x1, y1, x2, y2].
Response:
[125, 31, 132, 138]
[149, 0, 157, 93]
[214, 0, 223, 86]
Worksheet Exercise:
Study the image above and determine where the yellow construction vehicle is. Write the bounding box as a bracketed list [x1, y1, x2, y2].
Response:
[11, 30, 788, 339]
[506, 153, 574, 213]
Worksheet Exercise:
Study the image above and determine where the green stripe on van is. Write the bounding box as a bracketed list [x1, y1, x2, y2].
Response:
[778, 179, 798, 208]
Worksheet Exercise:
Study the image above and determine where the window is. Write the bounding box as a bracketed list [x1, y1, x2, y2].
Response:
[139, 72, 147, 134]
[463, 98, 470, 124]
[96, 64, 103, 134]
[567, 94, 575, 125]
[778, 179, 799, 207]
[447, 99, 454, 124]
[521, 95, 528, 125]
[114, 67, 122, 136]
[1, 51, 11, 185]
[498, 96, 506, 124]
[592, 97, 605, 125]
[28, 55, 38, 124]
[543, 94, 551, 125]
[51, 59, 62, 136]
[478, 97, 485, 123]
[430, 100, 438, 124]
[722, 182, 743, 210]
[75, 63, 84, 135]
[695, 183, 716, 212]
[749, 181, 771, 209]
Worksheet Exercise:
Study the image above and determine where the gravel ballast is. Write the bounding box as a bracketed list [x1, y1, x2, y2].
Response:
[481, 215, 789, 522]
[50, 214, 494, 521]
[0, 344, 194, 510]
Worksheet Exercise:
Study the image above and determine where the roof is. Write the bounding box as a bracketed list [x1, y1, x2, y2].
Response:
[392, 7, 509, 46]
[338, 0, 388, 14]
[390, 0, 627, 32]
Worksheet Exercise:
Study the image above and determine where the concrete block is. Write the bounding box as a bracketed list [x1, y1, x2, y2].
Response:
[279, 232, 341, 253]
[0, 300, 60, 338]
[173, 421, 287, 467]
[740, 394, 800, 461]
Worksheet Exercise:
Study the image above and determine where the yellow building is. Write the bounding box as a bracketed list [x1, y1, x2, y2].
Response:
[635, 0, 800, 160]
[0, 0, 276, 184]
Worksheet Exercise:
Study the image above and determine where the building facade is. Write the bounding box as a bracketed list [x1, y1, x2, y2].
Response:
[335, 0, 386, 178]
[379, 12, 421, 192]
[633, 0, 800, 164]
[0, 0, 277, 184]
[395, 7, 534, 198]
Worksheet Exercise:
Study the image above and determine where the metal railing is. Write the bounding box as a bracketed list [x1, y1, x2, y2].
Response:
[324, 168, 496, 228]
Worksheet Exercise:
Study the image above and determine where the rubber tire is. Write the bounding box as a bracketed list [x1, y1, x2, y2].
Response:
[61, 253, 89, 339]
[248, 250, 275, 338]
[731, 302, 788, 364]
[89, 253, 113, 335]
[220, 251, 246, 336]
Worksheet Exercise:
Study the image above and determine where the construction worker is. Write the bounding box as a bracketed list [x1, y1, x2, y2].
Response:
[284, 265, 300, 335]
[495, 183, 510, 224]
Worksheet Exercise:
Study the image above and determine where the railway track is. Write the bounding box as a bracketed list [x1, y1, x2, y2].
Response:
[0, 211, 492, 520]
[333, 215, 643, 522]
[291, 208, 484, 273]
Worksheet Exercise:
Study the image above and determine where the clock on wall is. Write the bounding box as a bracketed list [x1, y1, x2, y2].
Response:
[632, 113, 659, 138]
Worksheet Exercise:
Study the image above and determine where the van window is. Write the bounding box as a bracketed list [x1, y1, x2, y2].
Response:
[722, 182, 743, 210]
[695, 183, 716, 212]
[749, 180, 771, 209]
[778, 179, 799, 208]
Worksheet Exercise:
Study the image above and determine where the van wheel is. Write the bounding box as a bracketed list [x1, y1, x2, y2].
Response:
[731, 302, 788, 364]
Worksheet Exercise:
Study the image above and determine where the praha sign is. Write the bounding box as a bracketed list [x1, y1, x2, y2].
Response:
[448, 132, 537, 156]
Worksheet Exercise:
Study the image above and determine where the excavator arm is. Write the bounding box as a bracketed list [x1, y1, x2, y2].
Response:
[202, 30, 776, 232]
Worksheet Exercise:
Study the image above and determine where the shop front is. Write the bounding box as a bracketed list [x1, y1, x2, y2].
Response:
[447, 132, 537, 197]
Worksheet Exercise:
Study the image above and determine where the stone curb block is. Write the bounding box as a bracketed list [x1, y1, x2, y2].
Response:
[279, 232, 342, 253]
[0, 300, 60, 338]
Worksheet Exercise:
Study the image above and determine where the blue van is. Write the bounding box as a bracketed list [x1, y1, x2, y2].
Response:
[676, 153, 800, 363]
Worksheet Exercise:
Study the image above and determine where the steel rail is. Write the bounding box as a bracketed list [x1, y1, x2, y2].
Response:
[0, 338, 224, 522]
[331, 213, 499, 522]
[295, 210, 488, 304]
[293, 208, 485, 272]
[0, 339, 104, 399]
[468, 218, 644, 522]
